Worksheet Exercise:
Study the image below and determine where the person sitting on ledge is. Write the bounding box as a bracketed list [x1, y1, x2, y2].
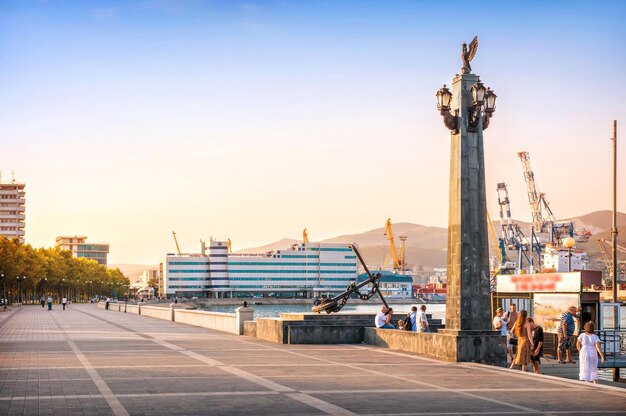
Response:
[375, 306, 395, 329]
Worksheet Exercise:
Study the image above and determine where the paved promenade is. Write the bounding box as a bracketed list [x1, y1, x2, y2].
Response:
[1, 305, 625, 416]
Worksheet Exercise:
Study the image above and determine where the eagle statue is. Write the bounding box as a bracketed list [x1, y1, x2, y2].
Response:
[461, 36, 478, 74]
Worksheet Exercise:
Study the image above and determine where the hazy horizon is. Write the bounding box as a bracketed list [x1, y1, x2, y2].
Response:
[1, 1, 625, 264]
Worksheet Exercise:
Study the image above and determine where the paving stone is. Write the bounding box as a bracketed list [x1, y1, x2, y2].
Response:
[0, 305, 624, 416]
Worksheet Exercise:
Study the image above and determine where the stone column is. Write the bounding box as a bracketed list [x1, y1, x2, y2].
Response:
[235, 307, 254, 335]
[444, 72, 492, 332]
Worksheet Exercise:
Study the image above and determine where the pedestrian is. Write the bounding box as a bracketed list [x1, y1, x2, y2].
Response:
[375, 306, 395, 329]
[105, 297, 111, 310]
[493, 307, 507, 337]
[47, 296, 53, 310]
[62, 297, 67, 310]
[510, 310, 531, 372]
[40, 295, 46, 308]
[557, 306, 577, 364]
[417, 305, 429, 332]
[527, 318, 544, 374]
[505, 304, 518, 361]
[577, 321, 605, 383]
[407, 306, 417, 331]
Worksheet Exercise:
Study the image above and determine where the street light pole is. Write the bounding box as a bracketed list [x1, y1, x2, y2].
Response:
[611, 120, 618, 303]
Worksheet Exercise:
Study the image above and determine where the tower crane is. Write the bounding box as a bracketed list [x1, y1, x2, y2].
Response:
[172, 231, 182, 256]
[303, 228, 309, 244]
[384, 218, 401, 270]
[518, 151, 572, 246]
[518, 151, 556, 234]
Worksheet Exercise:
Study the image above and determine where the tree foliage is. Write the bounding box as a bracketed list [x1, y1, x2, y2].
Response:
[0, 236, 130, 302]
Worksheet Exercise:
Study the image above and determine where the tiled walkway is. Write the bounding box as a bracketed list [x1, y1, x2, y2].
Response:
[1, 305, 625, 416]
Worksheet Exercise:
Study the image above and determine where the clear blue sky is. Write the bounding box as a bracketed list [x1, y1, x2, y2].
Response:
[1, 1, 625, 264]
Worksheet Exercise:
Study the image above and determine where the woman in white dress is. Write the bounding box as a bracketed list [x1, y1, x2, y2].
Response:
[576, 321, 605, 383]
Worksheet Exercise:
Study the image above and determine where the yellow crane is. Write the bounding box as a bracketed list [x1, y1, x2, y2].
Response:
[227, 238, 232, 254]
[384, 218, 401, 270]
[172, 231, 182, 256]
[303, 228, 309, 244]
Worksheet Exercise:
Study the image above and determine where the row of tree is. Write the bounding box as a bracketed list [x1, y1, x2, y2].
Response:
[0, 236, 130, 303]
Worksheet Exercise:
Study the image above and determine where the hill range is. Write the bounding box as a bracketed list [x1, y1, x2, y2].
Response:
[112, 210, 625, 277]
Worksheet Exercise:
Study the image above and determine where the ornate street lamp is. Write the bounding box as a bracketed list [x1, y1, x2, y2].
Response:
[436, 85, 458, 133]
[471, 80, 486, 105]
[483, 88, 497, 129]
[563, 236, 576, 272]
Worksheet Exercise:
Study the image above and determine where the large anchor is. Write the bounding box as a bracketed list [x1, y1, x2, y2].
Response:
[312, 244, 389, 314]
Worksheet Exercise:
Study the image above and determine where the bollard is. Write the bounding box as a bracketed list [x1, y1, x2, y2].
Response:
[235, 307, 254, 335]
[170, 304, 175, 322]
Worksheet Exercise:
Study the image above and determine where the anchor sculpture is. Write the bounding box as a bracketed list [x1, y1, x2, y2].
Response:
[312, 244, 389, 314]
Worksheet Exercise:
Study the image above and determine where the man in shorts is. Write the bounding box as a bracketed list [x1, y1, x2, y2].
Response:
[557, 306, 577, 364]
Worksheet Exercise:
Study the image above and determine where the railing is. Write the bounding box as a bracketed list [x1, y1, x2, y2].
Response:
[596, 329, 626, 370]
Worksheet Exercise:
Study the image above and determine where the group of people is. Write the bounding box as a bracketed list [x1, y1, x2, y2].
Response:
[375, 305, 430, 332]
[494, 304, 605, 383]
[39, 295, 68, 310]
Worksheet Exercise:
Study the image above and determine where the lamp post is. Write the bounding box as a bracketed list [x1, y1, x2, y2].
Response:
[563, 236, 576, 272]
[434, 37, 505, 365]
[0, 273, 4, 303]
[16, 276, 26, 303]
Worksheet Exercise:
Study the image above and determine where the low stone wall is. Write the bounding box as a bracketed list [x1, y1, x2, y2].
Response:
[254, 313, 376, 344]
[140, 305, 173, 321]
[124, 304, 140, 314]
[365, 327, 507, 366]
[175, 308, 252, 335]
[243, 321, 257, 338]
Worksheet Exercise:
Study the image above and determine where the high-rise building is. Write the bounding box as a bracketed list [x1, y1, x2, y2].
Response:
[55, 235, 110, 265]
[0, 174, 26, 243]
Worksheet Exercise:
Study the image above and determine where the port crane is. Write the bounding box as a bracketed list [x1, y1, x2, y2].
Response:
[518, 151, 573, 248]
[383, 218, 402, 270]
[172, 231, 182, 256]
[303, 228, 309, 244]
[597, 239, 626, 277]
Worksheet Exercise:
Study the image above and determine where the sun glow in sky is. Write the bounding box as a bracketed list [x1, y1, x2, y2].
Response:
[1, 0, 625, 264]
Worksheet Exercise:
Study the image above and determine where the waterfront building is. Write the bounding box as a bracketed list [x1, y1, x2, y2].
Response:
[55, 235, 110, 265]
[357, 271, 413, 298]
[163, 241, 357, 298]
[542, 244, 588, 272]
[0, 176, 25, 243]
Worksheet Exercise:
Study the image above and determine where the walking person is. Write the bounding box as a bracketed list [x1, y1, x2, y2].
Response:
[577, 322, 605, 383]
[527, 318, 544, 374]
[505, 304, 518, 362]
[47, 295, 53, 310]
[557, 306, 577, 364]
[510, 310, 531, 372]
[40, 296, 46, 308]
[62, 297, 67, 310]
[407, 306, 418, 331]
[417, 305, 429, 332]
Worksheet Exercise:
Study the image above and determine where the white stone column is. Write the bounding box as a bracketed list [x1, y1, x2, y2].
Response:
[235, 307, 254, 335]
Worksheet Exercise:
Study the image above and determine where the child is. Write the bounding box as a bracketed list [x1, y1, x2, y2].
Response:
[397, 320, 405, 330]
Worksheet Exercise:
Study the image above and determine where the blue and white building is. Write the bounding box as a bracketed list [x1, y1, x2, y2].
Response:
[163, 241, 357, 298]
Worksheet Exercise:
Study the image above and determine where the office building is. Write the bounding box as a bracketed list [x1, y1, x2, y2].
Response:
[55, 235, 110, 265]
[163, 241, 357, 298]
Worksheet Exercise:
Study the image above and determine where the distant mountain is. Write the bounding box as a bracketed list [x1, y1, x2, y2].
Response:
[109, 263, 157, 281]
[236, 210, 625, 270]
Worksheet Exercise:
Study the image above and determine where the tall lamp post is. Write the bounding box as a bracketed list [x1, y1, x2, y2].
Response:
[563, 237, 576, 272]
[16, 276, 26, 303]
[434, 37, 505, 365]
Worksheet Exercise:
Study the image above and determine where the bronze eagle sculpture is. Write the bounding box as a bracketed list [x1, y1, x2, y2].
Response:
[461, 36, 478, 74]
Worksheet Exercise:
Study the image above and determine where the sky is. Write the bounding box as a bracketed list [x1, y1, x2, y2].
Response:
[1, 0, 625, 264]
